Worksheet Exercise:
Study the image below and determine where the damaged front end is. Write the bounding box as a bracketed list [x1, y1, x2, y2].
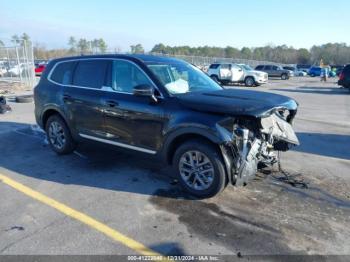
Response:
[217, 108, 299, 186]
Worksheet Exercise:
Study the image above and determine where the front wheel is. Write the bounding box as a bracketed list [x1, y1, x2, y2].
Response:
[45, 115, 76, 155]
[173, 140, 227, 198]
[281, 73, 288, 80]
[245, 76, 255, 87]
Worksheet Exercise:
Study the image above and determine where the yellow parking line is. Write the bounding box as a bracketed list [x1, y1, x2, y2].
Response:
[0, 173, 166, 259]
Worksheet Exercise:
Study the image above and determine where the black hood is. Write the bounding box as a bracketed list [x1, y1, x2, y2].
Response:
[176, 89, 298, 118]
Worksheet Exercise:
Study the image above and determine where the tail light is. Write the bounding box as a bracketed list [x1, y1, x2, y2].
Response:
[339, 72, 345, 81]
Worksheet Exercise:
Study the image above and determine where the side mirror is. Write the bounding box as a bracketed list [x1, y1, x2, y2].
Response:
[133, 84, 158, 103]
[133, 84, 154, 97]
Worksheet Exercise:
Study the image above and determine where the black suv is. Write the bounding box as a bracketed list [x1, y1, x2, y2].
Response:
[34, 55, 299, 198]
[338, 64, 350, 90]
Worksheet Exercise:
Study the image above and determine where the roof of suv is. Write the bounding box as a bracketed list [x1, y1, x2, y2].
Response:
[49, 54, 183, 64]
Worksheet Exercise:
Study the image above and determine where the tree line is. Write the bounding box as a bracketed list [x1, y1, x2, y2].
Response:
[151, 43, 350, 65]
[33, 36, 108, 60]
[2, 33, 349, 65]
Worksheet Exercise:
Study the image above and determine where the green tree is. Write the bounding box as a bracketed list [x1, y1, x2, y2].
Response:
[77, 38, 89, 54]
[151, 43, 167, 54]
[21, 33, 30, 42]
[11, 34, 20, 45]
[241, 47, 252, 59]
[296, 48, 311, 64]
[98, 38, 107, 53]
[224, 46, 239, 58]
[68, 36, 77, 53]
[130, 44, 144, 54]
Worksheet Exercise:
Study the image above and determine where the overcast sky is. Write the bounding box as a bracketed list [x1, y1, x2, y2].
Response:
[0, 0, 348, 51]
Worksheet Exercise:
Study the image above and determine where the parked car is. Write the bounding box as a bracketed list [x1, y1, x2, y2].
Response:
[7, 63, 26, 77]
[34, 55, 299, 198]
[338, 64, 350, 90]
[35, 62, 47, 76]
[255, 65, 291, 80]
[296, 64, 311, 73]
[308, 66, 322, 77]
[207, 63, 268, 86]
[283, 66, 307, 76]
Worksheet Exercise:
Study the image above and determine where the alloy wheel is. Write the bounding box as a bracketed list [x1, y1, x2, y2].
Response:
[178, 150, 214, 190]
[48, 121, 66, 150]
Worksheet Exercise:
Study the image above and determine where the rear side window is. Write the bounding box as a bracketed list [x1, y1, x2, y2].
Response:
[265, 65, 272, 70]
[209, 64, 220, 69]
[255, 65, 263, 70]
[220, 64, 230, 69]
[73, 60, 109, 89]
[50, 61, 77, 85]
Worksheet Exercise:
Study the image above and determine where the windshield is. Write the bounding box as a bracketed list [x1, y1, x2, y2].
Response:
[239, 64, 253, 71]
[147, 61, 222, 94]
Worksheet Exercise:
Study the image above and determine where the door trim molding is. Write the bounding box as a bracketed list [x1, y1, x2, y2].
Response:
[79, 133, 157, 155]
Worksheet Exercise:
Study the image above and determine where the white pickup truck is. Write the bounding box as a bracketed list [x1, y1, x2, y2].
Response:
[207, 63, 268, 86]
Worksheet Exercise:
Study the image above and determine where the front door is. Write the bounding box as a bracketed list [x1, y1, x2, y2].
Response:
[271, 65, 280, 77]
[264, 65, 273, 76]
[102, 59, 166, 153]
[230, 64, 245, 81]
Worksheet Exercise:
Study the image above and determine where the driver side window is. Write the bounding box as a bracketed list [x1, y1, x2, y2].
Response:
[112, 60, 152, 93]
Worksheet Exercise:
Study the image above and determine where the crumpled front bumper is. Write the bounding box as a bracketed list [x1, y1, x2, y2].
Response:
[261, 113, 299, 146]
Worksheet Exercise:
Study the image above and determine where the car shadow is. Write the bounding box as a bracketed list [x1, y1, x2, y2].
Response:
[271, 86, 349, 95]
[0, 122, 298, 255]
[294, 132, 350, 160]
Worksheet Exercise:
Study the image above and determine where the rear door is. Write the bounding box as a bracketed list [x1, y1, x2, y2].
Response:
[218, 64, 232, 80]
[63, 59, 109, 137]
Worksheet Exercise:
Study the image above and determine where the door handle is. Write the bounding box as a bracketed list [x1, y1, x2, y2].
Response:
[105, 100, 119, 107]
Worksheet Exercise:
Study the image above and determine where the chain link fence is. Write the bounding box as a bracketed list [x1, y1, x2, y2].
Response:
[0, 39, 36, 90]
[149, 52, 289, 70]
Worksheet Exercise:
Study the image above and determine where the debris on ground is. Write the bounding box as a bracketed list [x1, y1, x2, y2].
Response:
[0, 96, 12, 114]
[274, 151, 309, 189]
[15, 95, 34, 103]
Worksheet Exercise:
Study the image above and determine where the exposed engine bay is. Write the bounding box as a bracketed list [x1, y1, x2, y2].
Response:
[218, 109, 299, 186]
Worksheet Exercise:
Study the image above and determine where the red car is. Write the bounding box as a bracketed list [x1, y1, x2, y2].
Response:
[35, 63, 46, 76]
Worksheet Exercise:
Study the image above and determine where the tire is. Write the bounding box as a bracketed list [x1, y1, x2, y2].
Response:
[173, 139, 227, 198]
[310, 73, 315, 77]
[15, 95, 33, 103]
[45, 114, 76, 155]
[245, 76, 255, 87]
[210, 75, 220, 84]
[281, 73, 288, 80]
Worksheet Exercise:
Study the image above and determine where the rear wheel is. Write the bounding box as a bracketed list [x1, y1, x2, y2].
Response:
[245, 76, 255, 87]
[173, 140, 227, 198]
[281, 73, 288, 80]
[210, 75, 220, 84]
[45, 115, 76, 155]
